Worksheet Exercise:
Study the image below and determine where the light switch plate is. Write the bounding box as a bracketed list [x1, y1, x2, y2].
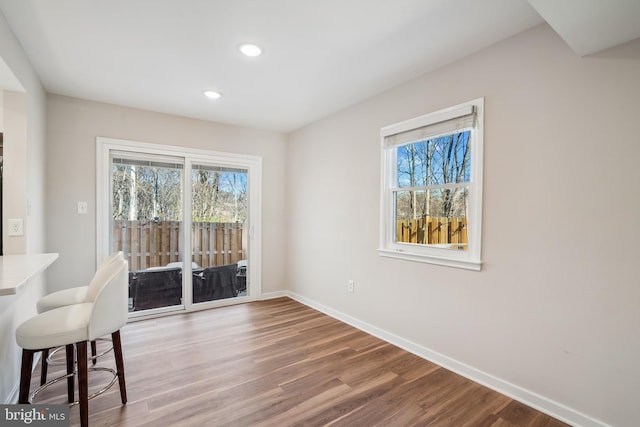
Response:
[8, 218, 24, 236]
[77, 202, 88, 215]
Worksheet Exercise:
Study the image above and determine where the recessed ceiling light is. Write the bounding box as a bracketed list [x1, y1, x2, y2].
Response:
[203, 90, 222, 99]
[238, 43, 263, 57]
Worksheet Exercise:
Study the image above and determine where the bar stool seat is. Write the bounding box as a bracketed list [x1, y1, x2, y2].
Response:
[17, 304, 94, 349]
[16, 258, 129, 427]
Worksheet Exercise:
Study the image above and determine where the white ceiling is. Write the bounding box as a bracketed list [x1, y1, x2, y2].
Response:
[0, 0, 638, 133]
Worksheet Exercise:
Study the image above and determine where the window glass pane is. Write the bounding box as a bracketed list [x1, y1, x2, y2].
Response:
[112, 160, 183, 221]
[191, 165, 248, 222]
[424, 187, 469, 218]
[395, 190, 428, 220]
[110, 154, 185, 312]
[394, 188, 469, 249]
[397, 131, 471, 187]
[191, 164, 249, 303]
[397, 141, 429, 187]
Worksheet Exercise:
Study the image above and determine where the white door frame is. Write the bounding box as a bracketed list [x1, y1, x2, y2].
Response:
[96, 136, 262, 316]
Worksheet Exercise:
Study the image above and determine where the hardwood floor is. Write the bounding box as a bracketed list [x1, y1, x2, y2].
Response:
[32, 297, 568, 426]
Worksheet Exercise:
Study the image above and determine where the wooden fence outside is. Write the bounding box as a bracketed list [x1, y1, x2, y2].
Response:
[113, 220, 246, 271]
[397, 216, 468, 249]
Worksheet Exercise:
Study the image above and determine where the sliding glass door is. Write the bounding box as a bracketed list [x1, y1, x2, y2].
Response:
[191, 163, 249, 304]
[97, 137, 261, 318]
[110, 152, 186, 314]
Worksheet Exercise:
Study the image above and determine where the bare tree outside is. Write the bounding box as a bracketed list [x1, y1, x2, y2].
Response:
[112, 160, 183, 221]
[191, 165, 248, 223]
[396, 131, 470, 221]
[112, 159, 247, 224]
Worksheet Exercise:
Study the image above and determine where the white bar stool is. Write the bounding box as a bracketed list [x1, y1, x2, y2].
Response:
[16, 258, 129, 427]
[36, 252, 123, 385]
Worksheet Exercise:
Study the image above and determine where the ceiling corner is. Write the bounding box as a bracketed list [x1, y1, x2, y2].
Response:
[528, 0, 640, 56]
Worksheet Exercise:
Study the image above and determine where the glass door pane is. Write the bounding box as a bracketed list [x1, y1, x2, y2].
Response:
[110, 153, 185, 314]
[191, 163, 249, 304]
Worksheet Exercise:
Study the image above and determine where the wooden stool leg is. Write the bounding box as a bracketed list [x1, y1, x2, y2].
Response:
[19, 349, 35, 403]
[112, 330, 127, 404]
[66, 344, 75, 403]
[91, 340, 97, 365]
[76, 341, 89, 427]
[40, 348, 49, 386]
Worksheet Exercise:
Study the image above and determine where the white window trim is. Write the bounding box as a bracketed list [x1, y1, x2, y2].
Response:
[378, 98, 484, 271]
[96, 136, 263, 310]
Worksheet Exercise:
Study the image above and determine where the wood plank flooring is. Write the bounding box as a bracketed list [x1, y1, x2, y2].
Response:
[32, 297, 569, 426]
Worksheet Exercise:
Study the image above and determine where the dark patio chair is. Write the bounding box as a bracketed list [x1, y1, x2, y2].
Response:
[129, 267, 182, 311]
[193, 263, 238, 303]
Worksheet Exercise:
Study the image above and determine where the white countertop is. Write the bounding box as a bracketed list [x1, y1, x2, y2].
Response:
[0, 253, 59, 296]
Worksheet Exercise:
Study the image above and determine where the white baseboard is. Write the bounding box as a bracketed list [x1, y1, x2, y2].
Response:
[286, 291, 609, 427]
[259, 290, 288, 300]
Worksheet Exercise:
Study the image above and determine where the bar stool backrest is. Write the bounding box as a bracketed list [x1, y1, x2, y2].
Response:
[85, 252, 123, 302]
[87, 258, 129, 340]
[100, 251, 124, 270]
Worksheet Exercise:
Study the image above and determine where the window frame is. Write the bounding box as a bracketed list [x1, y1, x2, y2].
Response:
[378, 98, 484, 270]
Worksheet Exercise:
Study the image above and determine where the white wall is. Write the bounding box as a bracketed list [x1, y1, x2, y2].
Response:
[45, 95, 288, 296]
[286, 24, 640, 427]
[0, 10, 49, 402]
[2, 90, 27, 254]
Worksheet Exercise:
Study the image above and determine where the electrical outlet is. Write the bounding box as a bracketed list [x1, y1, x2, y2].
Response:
[8, 218, 24, 236]
[347, 280, 355, 293]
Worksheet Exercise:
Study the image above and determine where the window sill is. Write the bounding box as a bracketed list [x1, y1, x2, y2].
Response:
[377, 249, 481, 271]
